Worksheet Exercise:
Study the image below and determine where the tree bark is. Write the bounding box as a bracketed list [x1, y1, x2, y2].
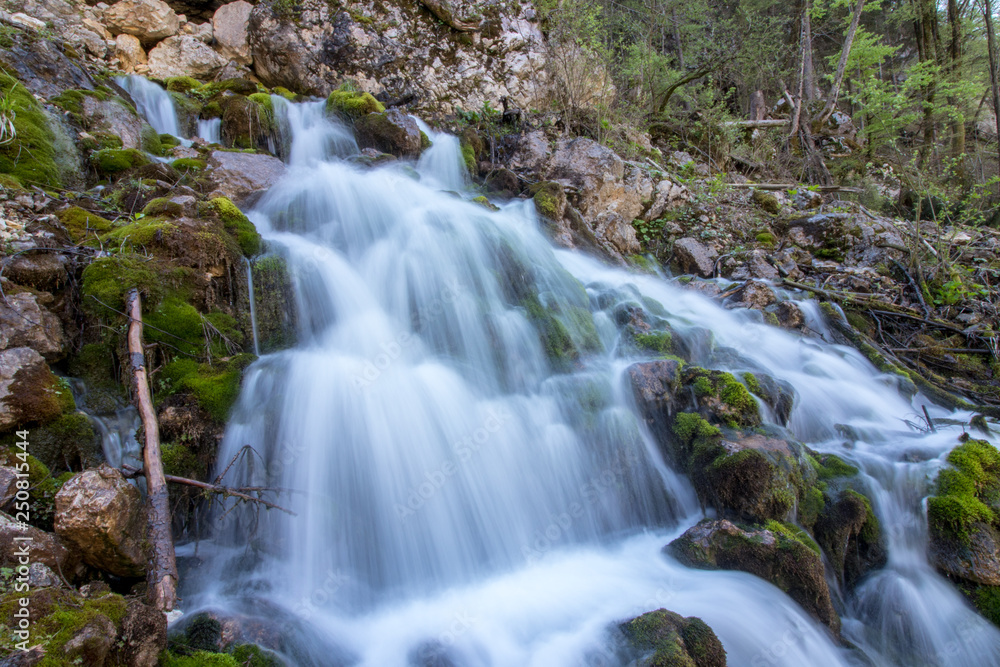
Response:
[947, 0, 966, 161]
[802, 0, 817, 102]
[815, 0, 866, 127]
[984, 0, 1000, 194]
[126, 288, 178, 612]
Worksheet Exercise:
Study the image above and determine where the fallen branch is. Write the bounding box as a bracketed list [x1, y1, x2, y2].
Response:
[163, 475, 297, 515]
[722, 119, 791, 128]
[728, 183, 863, 193]
[125, 288, 178, 612]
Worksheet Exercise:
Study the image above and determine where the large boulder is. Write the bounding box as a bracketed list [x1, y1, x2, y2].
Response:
[104, 0, 180, 43]
[6, 0, 108, 59]
[355, 109, 423, 157]
[668, 519, 839, 633]
[204, 150, 286, 206]
[247, 0, 547, 112]
[54, 465, 147, 578]
[619, 608, 727, 667]
[80, 96, 151, 151]
[673, 238, 718, 278]
[3, 252, 67, 293]
[0, 291, 67, 361]
[119, 600, 168, 667]
[212, 1, 253, 65]
[115, 34, 148, 75]
[813, 488, 886, 588]
[148, 35, 228, 79]
[0, 347, 63, 432]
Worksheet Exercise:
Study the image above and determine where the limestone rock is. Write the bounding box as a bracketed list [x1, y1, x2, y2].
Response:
[119, 600, 168, 667]
[726, 280, 777, 311]
[355, 109, 423, 157]
[104, 0, 180, 43]
[668, 519, 840, 633]
[148, 35, 228, 79]
[0, 292, 67, 362]
[62, 613, 116, 664]
[115, 34, 147, 74]
[54, 464, 147, 578]
[627, 360, 682, 443]
[204, 150, 286, 207]
[643, 179, 689, 221]
[3, 252, 67, 293]
[212, 1, 253, 64]
[673, 238, 718, 278]
[0, 347, 63, 431]
[80, 95, 149, 150]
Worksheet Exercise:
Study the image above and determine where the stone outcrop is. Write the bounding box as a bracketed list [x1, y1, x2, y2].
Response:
[619, 608, 727, 666]
[0, 347, 63, 431]
[0, 291, 67, 361]
[247, 0, 548, 111]
[54, 465, 147, 578]
[673, 238, 718, 278]
[355, 109, 424, 157]
[148, 35, 228, 79]
[115, 34, 148, 74]
[212, 1, 253, 65]
[668, 519, 840, 633]
[0, 511, 83, 583]
[104, 0, 180, 43]
[204, 150, 286, 206]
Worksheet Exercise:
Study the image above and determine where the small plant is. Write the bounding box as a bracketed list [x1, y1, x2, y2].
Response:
[0, 85, 17, 146]
[632, 218, 666, 247]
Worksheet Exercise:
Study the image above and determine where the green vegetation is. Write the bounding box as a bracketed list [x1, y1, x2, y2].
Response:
[160, 355, 255, 421]
[90, 148, 150, 176]
[325, 86, 384, 119]
[0, 73, 61, 186]
[928, 439, 1000, 541]
[57, 206, 114, 242]
[211, 196, 261, 257]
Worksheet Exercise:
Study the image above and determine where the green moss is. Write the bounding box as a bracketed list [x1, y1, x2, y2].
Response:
[247, 92, 274, 116]
[90, 148, 150, 175]
[28, 412, 98, 471]
[471, 195, 499, 211]
[522, 293, 577, 371]
[56, 206, 113, 242]
[171, 158, 206, 172]
[460, 141, 476, 172]
[160, 133, 181, 150]
[692, 376, 713, 396]
[80, 131, 123, 153]
[161, 442, 199, 477]
[161, 651, 241, 667]
[766, 519, 822, 555]
[928, 440, 1000, 541]
[635, 331, 673, 355]
[967, 584, 1000, 628]
[325, 88, 384, 119]
[202, 101, 223, 119]
[809, 452, 859, 480]
[211, 196, 261, 257]
[104, 216, 176, 247]
[800, 485, 825, 528]
[844, 489, 881, 543]
[144, 297, 243, 359]
[0, 173, 24, 190]
[24, 592, 127, 667]
[755, 231, 776, 246]
[81, 255, 162, 315]
[199, 78, 259, 97]
[273, 86, 297, 101]
[420, 130, 432, 150]
[165, 76, 203, 93]
[141, 124, 164, 156]
[0, 72, 61, 187]
[529, 181, 562, 219]
[719, 372, 756, 419]
[142, 197, 184, 218]
[160, 355, 254, 422]
[672, 412, 723, 467]
[230, 644, 284, 667]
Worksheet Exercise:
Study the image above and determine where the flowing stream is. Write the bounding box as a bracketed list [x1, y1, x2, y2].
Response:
[142, 95, 1000, 666]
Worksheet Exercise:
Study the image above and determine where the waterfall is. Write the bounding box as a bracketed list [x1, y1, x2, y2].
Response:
[161, 100, 1000, 667]
[245, 257, 261, 357]
[116, 75, 181, 138]
[197, 118, 222, 144]
[414, 117, 469, 191]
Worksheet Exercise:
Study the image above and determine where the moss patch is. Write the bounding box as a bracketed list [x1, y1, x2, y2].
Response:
[325, 88, 384, 119]
[90, 148, 150, 176]
[0, 72, 61, 187]
[928, 439, 1000, 541]
[159, 355, 254, 422]
[211, 197, 261, 257]
[81, 255, 162, 314]
[57, 206, 114, 243]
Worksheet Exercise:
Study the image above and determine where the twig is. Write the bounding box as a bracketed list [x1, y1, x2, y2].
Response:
[163, 475, 296, 515]
[891, 259, 931, 318]
[922, 405, 936, 432]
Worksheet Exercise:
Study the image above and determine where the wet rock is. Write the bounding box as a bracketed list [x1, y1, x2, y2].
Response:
[931, 520, 1000, 586]
[204, 150, 286, 206]
[115, 34, 148, 74]
[54, 464, 147, 578]
[0, 347, 63, 431]
[751, 189, 780, 214]
[673, 238, 717, 278]
[627, 360, 683, 443]
[726, 280, 777, 311]
[80, 96, 150, 151]
[0, 645, 45, 666]
[0, 31, 95, 99]
[0, 292, 67, 361]
[149, 35, 229, 79]
[0, 466, 15, 505]
[814, 489, 886, 588]
[213, 1, 253, 65]
[729, 249, 780, 282]
[620, 608, 727, 667]
[355, 108, 423, 157]
[668, 519, 839, 633]
[0, 511, 82, 579]
[62, 613, 117, 665]
[119, 599, 168, 667]
[104, 0, 180, 43]
[773, 301, 805, 330]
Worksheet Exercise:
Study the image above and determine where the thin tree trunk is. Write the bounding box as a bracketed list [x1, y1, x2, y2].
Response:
[985, 0, 1000, 194]
[947, 0, 966, 161]
[126, 288, 178, 612]
[815, 0, 866, 127]
[802, 0, 817, 101]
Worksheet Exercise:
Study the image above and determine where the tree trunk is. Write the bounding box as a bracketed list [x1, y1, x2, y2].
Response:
[802, 0, 817, 101]
[126, 289, 178, 612]
[947, 0, 966, 161]
[915, 0, 941, 165]
[985, 0, 1000, 195]
[815, 0, 866, 127]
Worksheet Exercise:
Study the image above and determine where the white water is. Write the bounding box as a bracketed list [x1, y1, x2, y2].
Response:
[245, 257, 262, 357]
[197, 118, 222, 144]
[153, 100, 1000, 666]
[117, 75, 182, 138]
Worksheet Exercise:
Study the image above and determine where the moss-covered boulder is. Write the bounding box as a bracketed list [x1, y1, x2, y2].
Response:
[668, 519, 839, 633]
[250, 254, 297, 354]
[90, 148, 150, 176]
[928, 439, 1000, 587]
[813, 487, 885, 588]
[211, 196, 261, 257]
[325, 87, 384, 120]
[220, 94, 276, 152]
[0, 347, 65, 432]
[619, 608, 727, 667]
[0, 72, 61, 187]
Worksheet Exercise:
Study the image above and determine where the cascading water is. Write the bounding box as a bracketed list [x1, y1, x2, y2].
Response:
[116, 75, 182, 137]
[166, 100, 1000, 666]
[197, 118, 222, 144]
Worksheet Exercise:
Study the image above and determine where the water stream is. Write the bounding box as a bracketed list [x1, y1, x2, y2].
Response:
[127, 94, 1000, 666]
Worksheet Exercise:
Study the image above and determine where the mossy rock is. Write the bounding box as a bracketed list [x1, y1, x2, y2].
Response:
[57, 206, 114, 243]
[160, 133, 181, 150]
[519, 290, 599, 372]
[81, 255, 162, 315]
[681, 367, 760, 429]
[0, 447, 70, 530]
[528, 182, 565, 220]
[90, 148, 150, 176]
[751, 189, 780, 215]
[103, 216, 177, 249]
[220, 95, 276, 151]
[0, 72, 61, 187]
[272, 86, 297, 101]
[211, 196, 261, 257]
[200, 78, 260, 97]
[23, 410, 100, 472]
[0, 173, 24, 190]
[80, 131, 124, 153]
[141, 197, 184, 218]
[471, 195, 499, 211]
[814, 487, 886, 588]
[324, 88, 384, 120]
[251, 254, 297, 354]
[165, 76, 203, 93]
[159, 354, 255, 422]
[171, 158, 206, 172]
[620, 608, 727, 667]
[141, 123, 164, 156]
